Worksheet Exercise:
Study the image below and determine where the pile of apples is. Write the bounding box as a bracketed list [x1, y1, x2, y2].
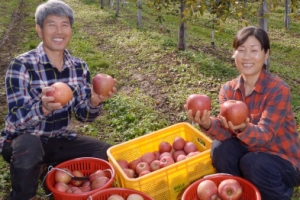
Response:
[53, 168, 110, 194]
[106, 193, 145, 200]
[197, 178, 243, 200]
[117, 136, 200, 178]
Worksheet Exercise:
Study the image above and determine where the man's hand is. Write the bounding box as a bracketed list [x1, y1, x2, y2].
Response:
[41, 87, 63, 115]
[90, 85, 117, 107]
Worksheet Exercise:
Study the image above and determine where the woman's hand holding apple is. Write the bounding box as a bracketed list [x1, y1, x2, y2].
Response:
[219, 115, 250, 133]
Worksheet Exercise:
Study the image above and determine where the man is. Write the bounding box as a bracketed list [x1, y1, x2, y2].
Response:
[0, 0, 117, 199]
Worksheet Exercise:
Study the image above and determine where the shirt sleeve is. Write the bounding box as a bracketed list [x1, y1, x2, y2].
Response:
[5, 58, 46, 130]
[72, 62, 103, 122]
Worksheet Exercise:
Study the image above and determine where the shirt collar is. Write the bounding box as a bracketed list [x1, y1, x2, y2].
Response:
[234, 69, 269, 94]
[36, 42, 74, 69]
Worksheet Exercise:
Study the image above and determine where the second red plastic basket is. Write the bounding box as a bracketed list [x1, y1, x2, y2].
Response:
[87, 187, 154, 200]
[181, 173, 261, 200]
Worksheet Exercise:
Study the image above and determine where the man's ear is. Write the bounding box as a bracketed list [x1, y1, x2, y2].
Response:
[36, 24, 42, 39]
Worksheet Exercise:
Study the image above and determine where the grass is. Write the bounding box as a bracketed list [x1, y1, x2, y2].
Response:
[0, 0, 300, 199]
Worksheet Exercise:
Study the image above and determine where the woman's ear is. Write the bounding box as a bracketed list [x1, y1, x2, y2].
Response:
[265, 49, 270, 61]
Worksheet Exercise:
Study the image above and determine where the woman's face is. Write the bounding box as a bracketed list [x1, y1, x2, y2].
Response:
[233, 36, 269, 77]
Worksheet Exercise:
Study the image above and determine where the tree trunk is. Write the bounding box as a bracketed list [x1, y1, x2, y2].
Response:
[137, 0, 142, 28]
[284, 0, 290, 30]
[100, 0, 104, 9]
[116, 0, 120, 17]
[258, 0, 270, 72]
[177, 0, 186, 51]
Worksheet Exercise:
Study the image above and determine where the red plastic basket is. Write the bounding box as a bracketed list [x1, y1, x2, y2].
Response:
[182, 173, 261, 200]
[46, 157, 116, 200]
[87, 188, 155, 200]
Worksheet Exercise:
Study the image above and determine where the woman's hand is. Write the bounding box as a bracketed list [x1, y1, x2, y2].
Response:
[184, 104, 212, 130]
[219, 115, 250, 133]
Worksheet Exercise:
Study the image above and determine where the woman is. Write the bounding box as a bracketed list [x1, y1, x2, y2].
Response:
[186, 26, 300, 199]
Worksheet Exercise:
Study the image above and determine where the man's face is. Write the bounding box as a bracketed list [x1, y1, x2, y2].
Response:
[36, 15, 72, 53]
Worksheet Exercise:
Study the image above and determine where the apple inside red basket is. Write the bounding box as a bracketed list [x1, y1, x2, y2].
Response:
[218, 178, 243, 200]
[186, 94, 211, 117]
[220, 100, 249, 126]
[197, 179, 218, 200]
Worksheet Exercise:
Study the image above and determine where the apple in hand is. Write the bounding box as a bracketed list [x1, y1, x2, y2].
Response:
[220, 100, 249, 126]
[218, 179, 242, 200]
[186, 94, 211, 117]
[92, 73, 116, 97]
[197, 179, 218, 200]
[46, 82, 73, 106]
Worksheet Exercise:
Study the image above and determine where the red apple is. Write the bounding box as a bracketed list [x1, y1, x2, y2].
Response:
[158, 141, 172, 153]
[173, 150, 186, 161]
[117, 159, 129, 169]
[184, 142, 198, 154]
[123, 168, 136, 178]
[141, 152, 156, 164]
[66, 186, 82, 194]
[53, 182, 69, 192]
[89, 170, 106, 183]
[127, 194, 145, 200]
[159, 156, 174, 168]
[186, 151, 200, 158]
[128, 157, 142, 171]
[80, 180, 91, 192]
[54, 168, 72, 184]
[197, 179, 218, 200]
[135, 162, 150, 175]
[186, 94, 211, 117]
[218, 179, 242, 200]
[159, 152, 173, 160]
[220, 100, 249, 126]
[91, 176, 110, 190]
[46, 82, 73, 106]
[107, 195, 125, 200]
[176, 154, 187, 162]
[139, 170, 151, 177]
[149, 160, 161, 171]
[172, 136, 186, 150]
[153, 150, 161, 160]
[70, 170, 84, 186]
[92, 73, 116, 97]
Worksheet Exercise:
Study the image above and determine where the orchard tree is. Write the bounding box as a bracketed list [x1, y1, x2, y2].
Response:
[150, 0, 298, 51]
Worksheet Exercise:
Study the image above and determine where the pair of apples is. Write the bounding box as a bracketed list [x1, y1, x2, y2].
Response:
[186, 94, 249, 126]
[53, 168, 110, 194]
[197, 178, 242, 200]
[46, 73, 115, 106]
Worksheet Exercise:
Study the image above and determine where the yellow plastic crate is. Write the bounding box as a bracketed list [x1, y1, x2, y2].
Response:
[107, 122, 216, 200]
